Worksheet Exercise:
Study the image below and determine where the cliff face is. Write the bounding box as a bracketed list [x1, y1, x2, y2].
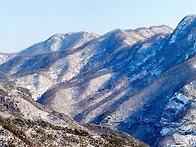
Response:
[0, 15, 195, 146]
[158, 78, 196, 147]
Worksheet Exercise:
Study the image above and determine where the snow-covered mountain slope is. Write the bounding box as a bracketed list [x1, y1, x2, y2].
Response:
[111, 55, 196, 146]
[0, 25, 172, 100]
[0, 15, 195, 146]
[18, 31, 99, 55]
[0, 53, 16, 65]
[37, 15, 195, 123]
[0, 82, 82, 129]
[0, 82, 147, 146]
[158, 79, 196, 147]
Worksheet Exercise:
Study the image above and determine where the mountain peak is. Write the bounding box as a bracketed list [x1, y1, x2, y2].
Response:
[104, 29, 125, 37]
[47, 31, 98, 42]
[176, 14, 196, 30]
[79, 31, 100, 39]
[183, 14, 196, 21]
[18, 31, 99, 55]
[169, 14, 196, 44]
[47, 34, 66, 41]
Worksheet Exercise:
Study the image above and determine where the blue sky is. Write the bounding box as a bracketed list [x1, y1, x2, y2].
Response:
[0, 0, 196, 53]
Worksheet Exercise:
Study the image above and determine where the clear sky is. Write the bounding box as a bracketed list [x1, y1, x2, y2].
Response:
[0, 0, 196, 53]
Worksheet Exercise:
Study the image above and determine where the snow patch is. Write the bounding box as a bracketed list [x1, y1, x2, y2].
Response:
[160, 127, 172, 136]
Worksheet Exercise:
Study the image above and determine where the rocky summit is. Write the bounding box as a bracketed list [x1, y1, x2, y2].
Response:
[0, 15, 196, 146]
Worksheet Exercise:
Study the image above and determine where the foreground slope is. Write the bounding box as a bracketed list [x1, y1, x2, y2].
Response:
[0, 82, 147, 146]
[1, 115, 146, 146]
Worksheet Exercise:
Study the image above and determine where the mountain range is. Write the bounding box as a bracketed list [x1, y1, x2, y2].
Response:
[0, 15, 196, 146]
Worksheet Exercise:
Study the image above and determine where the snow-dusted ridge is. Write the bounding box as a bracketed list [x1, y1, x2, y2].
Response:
[18, 31, 99, 56]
